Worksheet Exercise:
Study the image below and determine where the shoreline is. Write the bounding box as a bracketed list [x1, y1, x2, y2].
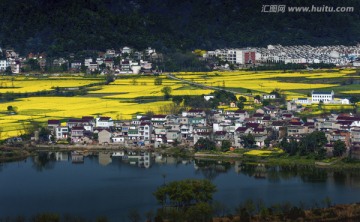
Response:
[1, 146, 360, 169]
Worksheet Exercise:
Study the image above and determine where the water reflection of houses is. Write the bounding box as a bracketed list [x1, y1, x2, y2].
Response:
[121, 151, 152, 168]
[98, 152, 112, 166]
[55, 152, 69, 161]
[71, 151, 84, 163]
[254, 164, 267, 179]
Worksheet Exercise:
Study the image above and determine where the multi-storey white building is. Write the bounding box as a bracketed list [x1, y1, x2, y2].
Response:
[0, 60, 8, 71]
[311, 90, 334, 103]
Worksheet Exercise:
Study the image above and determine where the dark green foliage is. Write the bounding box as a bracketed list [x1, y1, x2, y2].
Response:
[185, 202, 213, 222]
[280, 131, 328, 158]
[39, 127, 50, 142]
[241, 133, 255, 148]
[172, 95, 183, 105]
[181, 95, 212, 109]
[4, 67, 12, 75]
[194, 138, 216, 151]
[1, 0, 359, 56]
[153, 179, 216, 208]
[154, 77, 163, 85]
[350, 96, 359, 104]
[262, 100, 270, 106]
[105, 74, 114, 85]
[238, 96, 247, 103]
[31, 213, 60, 222]
[270, 88, 281, 98]
[212, 90, 237, 104]
[237, 101, 244, 109]
[25, 58, 41, 71]
[221, 140, 231, 151]
[161, 86, 172, 100]
[287, 206, 306, 220]
[333, 140, 346, 157]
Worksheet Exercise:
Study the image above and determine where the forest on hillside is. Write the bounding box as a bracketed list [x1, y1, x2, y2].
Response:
[0, 0, 359, 56]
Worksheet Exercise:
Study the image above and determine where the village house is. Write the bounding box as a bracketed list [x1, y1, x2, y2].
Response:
[47, 120, 61, 132]
[55, 126, 68, 140]
[96, 117, 114, 128]
[98, 129, 112, 144]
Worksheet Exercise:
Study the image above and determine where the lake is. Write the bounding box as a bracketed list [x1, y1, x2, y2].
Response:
[1, 151, 360, 221]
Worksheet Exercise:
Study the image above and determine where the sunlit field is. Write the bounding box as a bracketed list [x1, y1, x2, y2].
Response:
[89, 76, 214, 98]
[0, 97, 172, 139]
[173, 69, 357, 96]
[0, 77, 102, 93]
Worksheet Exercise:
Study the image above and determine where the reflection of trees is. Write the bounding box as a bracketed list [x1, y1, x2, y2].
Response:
[194, 159, 231, 180]
[267, 166, 281, 183]
[32, 152, 56, 171]
[333, 171, 346, 185]
[240, 164, 330, 183]
[239, 164, 256, 178]
[297, 166, 327, 183]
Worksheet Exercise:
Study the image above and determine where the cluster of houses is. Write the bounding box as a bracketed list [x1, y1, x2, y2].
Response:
[203, 44, 360, 66]
[46, 104, 360, 159]
[0, 46, 161, 75]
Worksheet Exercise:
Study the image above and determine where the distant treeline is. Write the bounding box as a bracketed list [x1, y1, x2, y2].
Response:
[1, 0, 360, 56]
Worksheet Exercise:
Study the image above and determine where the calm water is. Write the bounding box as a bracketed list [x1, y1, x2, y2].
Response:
[1, 152, 360, 221]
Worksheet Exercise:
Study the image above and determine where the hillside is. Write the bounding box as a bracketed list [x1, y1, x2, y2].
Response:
[0, 0, 360, 55]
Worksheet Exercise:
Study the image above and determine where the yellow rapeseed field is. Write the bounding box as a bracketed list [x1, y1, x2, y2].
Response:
[0, 78, 102, 93]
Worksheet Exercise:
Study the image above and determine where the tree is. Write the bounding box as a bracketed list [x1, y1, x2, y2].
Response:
[238, 96, 247, 103]
[237, 101, 244, 109]
[333, 140, 346, 157]
[254, 95, 261, 101]
[194, 138, 216, 151]
[264, 137, 271, 148]
[39, 127, 50, 142]
[350, 96, 359, 104]
[153, 179, 217, 208]
[185, 202, 213, 222]
[5, 66, 12, 75]
[241, 133, 255, 148]
[105, 74, 114, 85]
[172, 95, 183, 105]
[26, 58, 41, 71]
[221, 140, 231, 152]
[318, 100, 324, 110]
[154, 77, 163, 85]
[270, 88, 282, 98]
[298, 131, 327, 156]
[161, 86, 172, 100]
[262, 100, 270, 106]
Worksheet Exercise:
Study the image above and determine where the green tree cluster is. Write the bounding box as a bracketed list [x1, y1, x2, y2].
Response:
[194, 138, 216, 152]
[153, 179, 216, 212]
[280, 131, 328, 159]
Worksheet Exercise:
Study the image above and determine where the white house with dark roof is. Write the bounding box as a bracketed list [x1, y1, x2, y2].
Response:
[311, 90, 334, 103]
[294, 98, 310, 104]
[96, 117, 114, 128]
